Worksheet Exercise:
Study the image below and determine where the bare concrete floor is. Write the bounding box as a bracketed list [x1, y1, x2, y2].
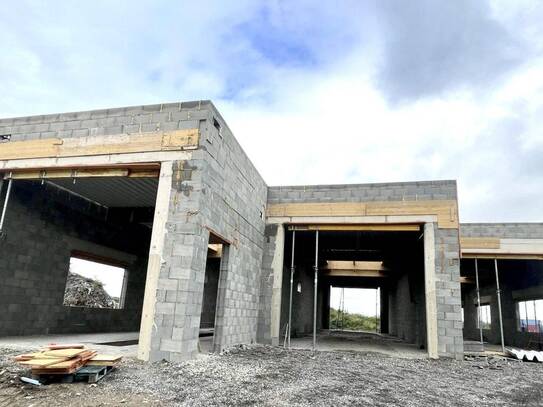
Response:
[0, 332, 140, 356]
[290, 330, 428, 359]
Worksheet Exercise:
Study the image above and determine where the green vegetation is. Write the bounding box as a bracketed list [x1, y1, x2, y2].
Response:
[329, 308, 379, 332]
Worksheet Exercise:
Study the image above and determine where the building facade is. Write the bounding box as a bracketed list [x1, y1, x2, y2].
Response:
[0, 101, 541, 362]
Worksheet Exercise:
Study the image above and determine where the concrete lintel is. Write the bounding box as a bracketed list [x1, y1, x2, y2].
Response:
[0, 151, 192, 171]
[270, 224, 285, 345]
[424, 222, 439, 359]
[138, 161, 173, 361]
[62, 236, 138, 264]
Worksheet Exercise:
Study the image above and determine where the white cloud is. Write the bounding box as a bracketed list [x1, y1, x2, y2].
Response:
[0, 0, 541, 222]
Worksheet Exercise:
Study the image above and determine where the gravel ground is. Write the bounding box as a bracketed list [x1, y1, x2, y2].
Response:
[1, 345, 542, 406]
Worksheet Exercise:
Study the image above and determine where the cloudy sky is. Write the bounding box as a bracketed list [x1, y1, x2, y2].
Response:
[1, 1, 542, 222]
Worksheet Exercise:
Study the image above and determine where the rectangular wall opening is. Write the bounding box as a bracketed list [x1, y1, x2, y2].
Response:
[63, 254, 128, 309]
[329, 287, 380, 332]
[199, 233, 227, 354]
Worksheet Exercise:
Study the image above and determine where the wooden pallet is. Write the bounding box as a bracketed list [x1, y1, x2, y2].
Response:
[74, 365, 115, 383]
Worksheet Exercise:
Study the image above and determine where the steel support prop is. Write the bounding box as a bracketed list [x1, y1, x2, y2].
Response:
[474, 259, 484, 344]
[0, 178, 13, 234]
[494, 259, 505, 353]
[287, 230, 296, 348]
[312, 230, 319, 351]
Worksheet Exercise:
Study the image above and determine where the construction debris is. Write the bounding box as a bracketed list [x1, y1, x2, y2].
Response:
[506, 348, 543, 362]
[14, 345, 122, 384]
[63, 272, 119, 308]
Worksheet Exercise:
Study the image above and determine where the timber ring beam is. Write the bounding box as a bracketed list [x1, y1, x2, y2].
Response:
[267, 200, 459, 229]
[0, 129, 199, 162]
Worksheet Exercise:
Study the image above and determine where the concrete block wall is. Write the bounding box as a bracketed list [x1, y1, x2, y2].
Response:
[198, 106, 268, 351]
[257, 224, 279, 343]
[268, 180, 457, 203]
[0, 100, 209, 142]
[148, 103, 267, 361]
[0, 183, 150, 336]
[434, 226, 463, 359]
[460, 223, 543, 239]
[388, 272, 426, 346]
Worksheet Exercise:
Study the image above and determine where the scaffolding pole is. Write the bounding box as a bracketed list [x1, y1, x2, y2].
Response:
[312, 230, 319, 352]
[287, 230, 296, 349]
[494, 259, 505, 353]
[474, 259, 483, 344]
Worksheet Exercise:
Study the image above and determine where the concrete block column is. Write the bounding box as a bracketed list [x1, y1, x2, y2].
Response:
[140, 158, 212, 362]
[433, 225, 464, 359]
[256, 224, 285, 345]
[153, 225, 209, 362]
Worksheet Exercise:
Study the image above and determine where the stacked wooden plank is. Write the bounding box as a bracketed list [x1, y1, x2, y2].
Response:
[14, 344, 122, 377]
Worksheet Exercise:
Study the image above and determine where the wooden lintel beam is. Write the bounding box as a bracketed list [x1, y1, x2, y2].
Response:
[325, 260, 386, 271]
[460, 276, 475, 284]
[322, 269, 388, 278]
[460, 237, 500, 250]
[0, 129, 199, 161]
[269, 200, 459, 229]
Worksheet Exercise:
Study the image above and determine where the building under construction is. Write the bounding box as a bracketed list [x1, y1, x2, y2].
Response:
[0, 101, 541, 362]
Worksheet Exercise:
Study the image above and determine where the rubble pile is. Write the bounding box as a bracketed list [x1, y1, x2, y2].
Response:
[63, 272, 119, 308]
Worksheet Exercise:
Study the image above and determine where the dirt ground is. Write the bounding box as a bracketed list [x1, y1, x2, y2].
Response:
[1, 345, 542, 407]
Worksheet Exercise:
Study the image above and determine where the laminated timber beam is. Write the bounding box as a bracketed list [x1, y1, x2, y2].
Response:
[322, 261, 388, 278]
[267, 200, 459, 229]
[460, 237, 543, 259]
[0, 129, 199, 161]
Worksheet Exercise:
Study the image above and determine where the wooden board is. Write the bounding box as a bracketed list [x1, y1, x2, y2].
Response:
[0, 129, 199, 160]
[325, 261, 386, 271]
[41, 349, 87, 358]
[459, 237, 500, 249]
[87, 354, 122, 366]
[322, 269, 388, 278]
[19, 358, 67, 367]
[267, 200, 459, 229]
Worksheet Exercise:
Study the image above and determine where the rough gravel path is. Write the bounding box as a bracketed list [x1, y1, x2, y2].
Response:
[1, 345, 542, 406]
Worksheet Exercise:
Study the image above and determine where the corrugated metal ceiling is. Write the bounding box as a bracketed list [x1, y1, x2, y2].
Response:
[49, 177, 158, 207]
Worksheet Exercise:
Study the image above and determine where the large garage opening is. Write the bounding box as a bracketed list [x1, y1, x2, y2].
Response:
[280, 226, 428, 358]
[0, 167, 160, 353]
[461, 258, 543, 354]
